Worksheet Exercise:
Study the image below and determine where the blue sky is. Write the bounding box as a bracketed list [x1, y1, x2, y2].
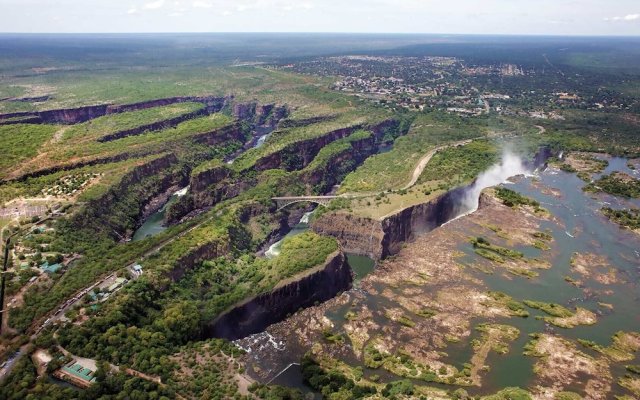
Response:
[1, 0, 639, 35]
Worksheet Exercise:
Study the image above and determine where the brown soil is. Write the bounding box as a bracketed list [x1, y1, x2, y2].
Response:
[570, 252, 620, 285]
[243, 189, 551, 388]
[530, 334, 612, 399]
[564, 152, 609, 175]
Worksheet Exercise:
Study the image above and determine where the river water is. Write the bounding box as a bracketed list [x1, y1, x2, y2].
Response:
[265, 211, 314, 258]
[450, 156, 640, 395]
[132, 186, 188, 241]
[264, 211, 377, 284]
[251, 155, 640, 396]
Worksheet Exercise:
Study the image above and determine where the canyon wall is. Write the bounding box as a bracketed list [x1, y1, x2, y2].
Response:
[97, 100, 228, 142]
[169, 236, 233, 283]
[181, 119, 402, 218]
[312, 186, 467, 259]
[205, 250, 352, 340]
[299, 133, 377, 192]
[0, 95, 230, 125]
[312, 145, 552, 259]
[69, 153, 185, 240]
[254, 125, 365, 172]
[311, 213, 386, 259]
[2, 123, 245, 184]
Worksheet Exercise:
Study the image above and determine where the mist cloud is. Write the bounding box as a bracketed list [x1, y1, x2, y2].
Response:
[457, 149, 530, 215]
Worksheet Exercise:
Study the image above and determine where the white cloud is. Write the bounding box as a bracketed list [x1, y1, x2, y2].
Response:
[143, 0, 165, 10]
[168, 12, 183, 17]
[281, 1, 314, 12]
[605, 13, 640, 22]
[192, 0, 213, 8]
[127, 8, 138, 14]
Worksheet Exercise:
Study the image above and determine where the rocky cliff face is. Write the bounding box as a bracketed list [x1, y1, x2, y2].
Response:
[312, 186, 468, 259]
[254, 125, 364, 172]
[204, 250, 352, 340]
[4, 152, 137, 183]
[279, 114, 336, 128]
[299, 133, 377, 192]
[380, 186, 466, 256]
[232, 102, 288, 127]
[0, 95, 230, 125]
[312, 213, 386, 259]
[170, 237, 233, 283]
[70, 153, 185, 240]
[191, 165, 232, 193]
[97, 99, 229, 142]
[193, 123, 245, 147]
[531, 145, 553, 170]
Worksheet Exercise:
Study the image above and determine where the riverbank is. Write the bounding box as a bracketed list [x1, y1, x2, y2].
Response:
[238, 161, 640, 398]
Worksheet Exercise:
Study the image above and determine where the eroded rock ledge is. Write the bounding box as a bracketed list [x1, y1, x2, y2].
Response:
[205, 249, 352, 340]
[312, 185, 469, 260]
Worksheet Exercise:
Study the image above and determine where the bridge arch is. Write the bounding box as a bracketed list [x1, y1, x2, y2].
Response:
[272, 196, 338, 211]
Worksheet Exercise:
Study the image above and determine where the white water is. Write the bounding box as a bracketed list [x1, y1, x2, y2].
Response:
[174, 186, 189, 197]
[255, 134, 269, 148]
[265, 211, 314, 258]
[299, 211, 312, 224]
[444, 150, 531, 225]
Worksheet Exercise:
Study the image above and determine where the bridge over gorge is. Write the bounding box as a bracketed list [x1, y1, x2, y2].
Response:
[272, 196, 341, 210]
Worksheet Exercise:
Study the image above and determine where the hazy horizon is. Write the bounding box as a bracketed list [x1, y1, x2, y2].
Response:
[1, 0, 639, 36]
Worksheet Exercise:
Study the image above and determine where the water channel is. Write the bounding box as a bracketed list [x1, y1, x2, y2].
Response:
[252, 155, 640, 396]
[132, 186, 188, 241]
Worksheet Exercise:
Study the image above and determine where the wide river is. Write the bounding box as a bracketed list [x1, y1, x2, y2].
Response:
[248, 156, 640, 396]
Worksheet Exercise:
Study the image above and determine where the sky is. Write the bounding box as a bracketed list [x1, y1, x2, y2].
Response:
[1, 0, 639, 35]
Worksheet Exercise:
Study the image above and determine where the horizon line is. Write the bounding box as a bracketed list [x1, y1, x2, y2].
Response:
[0, 31, 639, 38]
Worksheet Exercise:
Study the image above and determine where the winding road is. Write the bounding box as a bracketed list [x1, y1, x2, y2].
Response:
[400, 139, 474, 191]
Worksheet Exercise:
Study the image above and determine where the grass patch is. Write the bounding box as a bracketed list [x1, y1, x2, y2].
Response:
[339, 111, 485, 193]
[602, 207, 640, 230]
[523, 300, 573, 318]
[486, 291, 530, 318]
[415, 308, 437, 318]
[472, 237, 524, 259]
[495, 187, 542, 211]
[0, 124, 59, 176]
[584, 172, 640, 198]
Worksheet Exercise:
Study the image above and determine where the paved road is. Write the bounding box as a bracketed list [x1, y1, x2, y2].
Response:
[30, 209, 219, 335]
[38, 273, 118, 333]
[400, 139, 474, 191]
[0, 344, 28, 382]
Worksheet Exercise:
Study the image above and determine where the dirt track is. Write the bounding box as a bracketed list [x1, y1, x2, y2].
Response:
[400, 139, 473, 191]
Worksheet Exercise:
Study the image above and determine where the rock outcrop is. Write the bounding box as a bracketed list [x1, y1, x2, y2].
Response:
[205, 250, 352, 340]
[179, 119, 403, 220]
[311, 213, 386, 259]
[69, 153, 185, 241]
[0, 95, 231, 125]
[312, 186, 468, 259]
